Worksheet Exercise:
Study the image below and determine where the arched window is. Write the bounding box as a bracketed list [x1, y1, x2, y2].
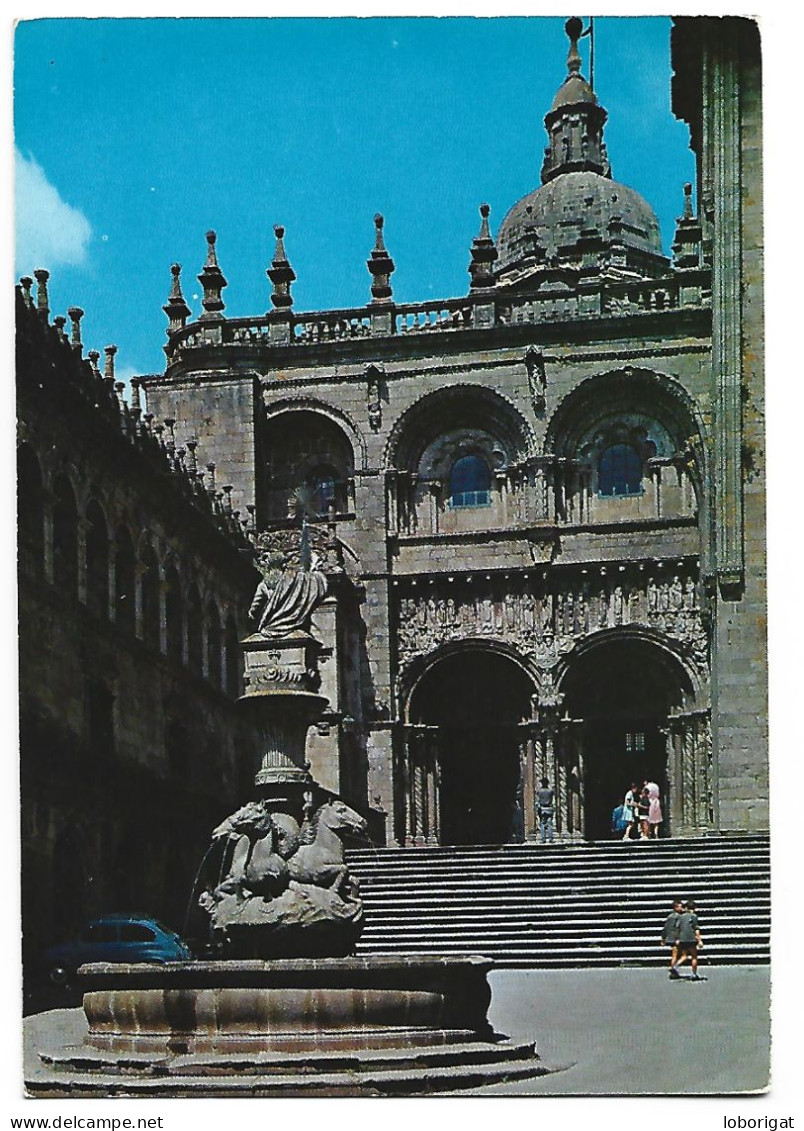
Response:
[186, 584, 203, 678]
[164, 564, 183, 665]
[449, 454, 491, 508]
[114, 527, 136, 634]
[598, 443, 643, 497]
[224, 613, 241, 698]
[18, 445, 45, 579]
[262, 411, 354, 522]
[305, 465, 345, 516]
[140, 544, 161, 651]
[52, 475, 79, 600]
[85, 502, 110, 620]
[206, 601, 222, 689]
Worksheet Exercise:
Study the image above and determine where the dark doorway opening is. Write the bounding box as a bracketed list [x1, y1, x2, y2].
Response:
[562, 637, 690, 840]
[409, 651, 533, 846]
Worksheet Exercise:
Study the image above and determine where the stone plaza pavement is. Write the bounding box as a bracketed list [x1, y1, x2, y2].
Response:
[469, 965, 771, 1095]
[23, 965, 770, 1097]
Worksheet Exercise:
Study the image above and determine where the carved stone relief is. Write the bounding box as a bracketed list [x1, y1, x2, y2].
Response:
[396, 564, 708, 686]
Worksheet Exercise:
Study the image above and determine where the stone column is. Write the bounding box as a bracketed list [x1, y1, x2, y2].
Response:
[429, 482, 440, 535]
[158, 575, 169, 655]
[521, 728, 538, 841]
[424, 728, 441, 846]
[667, 707, 713, 836]
[133, 562, 147, 639]
[76, 517, 90, 606]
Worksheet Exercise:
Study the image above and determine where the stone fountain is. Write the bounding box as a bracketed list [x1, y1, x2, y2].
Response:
[31, 527, 546, 1096]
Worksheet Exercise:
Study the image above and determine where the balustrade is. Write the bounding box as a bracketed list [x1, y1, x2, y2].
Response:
[172, 271, 704, 362]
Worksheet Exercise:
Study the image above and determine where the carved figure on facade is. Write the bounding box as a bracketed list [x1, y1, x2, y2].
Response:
[525, 347, 547, 413]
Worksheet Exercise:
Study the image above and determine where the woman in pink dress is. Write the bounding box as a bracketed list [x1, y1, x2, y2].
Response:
[646, 781, 662, 838]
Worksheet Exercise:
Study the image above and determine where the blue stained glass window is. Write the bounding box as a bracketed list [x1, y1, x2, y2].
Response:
[598, 443, 643, 497]
[449, 454, 491, 508]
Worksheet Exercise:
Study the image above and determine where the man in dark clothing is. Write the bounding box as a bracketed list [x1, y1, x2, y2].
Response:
[663, 898, 684, 978]
[675, 899, 704, 979]
[537, 778, 555, 843]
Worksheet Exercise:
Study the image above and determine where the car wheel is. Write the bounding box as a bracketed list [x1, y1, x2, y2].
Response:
[48, 965, 70, 987]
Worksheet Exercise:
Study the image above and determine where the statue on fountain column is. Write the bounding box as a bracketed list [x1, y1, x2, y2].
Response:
[198, 516, 367, 958]
[249, 526, 329, 638]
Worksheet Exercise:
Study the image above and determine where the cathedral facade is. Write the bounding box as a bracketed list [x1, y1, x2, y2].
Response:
[141, 17, 766, 848]
[18, 18, 766, 963]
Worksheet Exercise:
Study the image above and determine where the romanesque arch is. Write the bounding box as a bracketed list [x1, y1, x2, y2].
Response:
[550, 628, 712, 839]
[545, 367, 706, 526]
[84, 499, 110, 620]
[51, 473, 80, 601]
[396, 641, 539, 846]
[384, 385, 536, 537]
[260, 403, 359, 522]
[392, 563, 711, 843]
[17, 442, 45, 580]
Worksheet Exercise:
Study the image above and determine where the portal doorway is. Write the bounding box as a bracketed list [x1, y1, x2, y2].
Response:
[407, 650, 534, 846]
[561, 636, 692, 840]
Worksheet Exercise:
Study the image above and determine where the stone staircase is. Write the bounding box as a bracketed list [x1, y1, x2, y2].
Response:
[346, 835, 770, 968]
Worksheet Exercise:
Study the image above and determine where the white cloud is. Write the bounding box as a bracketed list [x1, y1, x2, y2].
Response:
[15, 149, 92, 274]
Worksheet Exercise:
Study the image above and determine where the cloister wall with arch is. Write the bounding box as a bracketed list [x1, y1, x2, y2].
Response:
[17, 293, 262, 962]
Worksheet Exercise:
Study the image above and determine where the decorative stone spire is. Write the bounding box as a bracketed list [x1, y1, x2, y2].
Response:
[468, 203, 498, 290]
[541, 18, 609, 184]
[19, 277, 34, 308]
[163, 263, 192, 335]
[683, 181, 693, 219]
[34, 269, 50, 321]
[672, 182, 703, 275]
[53, 315, 68, 343]
[129, 377, 143, 421]
[267, 225, 296, 310]
[103, 345, 117, 388]
[67, 307, 84, 351]
[197, 231, 227, 320]
[367, 214, 395, 303]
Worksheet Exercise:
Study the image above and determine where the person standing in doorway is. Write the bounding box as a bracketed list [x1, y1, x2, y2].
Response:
[537, 778, 555, 843]
[637, 784, 651, 839]
[646, 780, 663, 839]
[622, 781, 639, 841]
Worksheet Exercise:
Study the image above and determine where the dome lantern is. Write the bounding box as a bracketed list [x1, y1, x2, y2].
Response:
[541, 17, 609, 184]
[493, 17, 669, 287]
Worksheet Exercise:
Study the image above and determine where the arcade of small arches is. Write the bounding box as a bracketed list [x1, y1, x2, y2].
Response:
[393, 632, 712, 847]
[17, 440, 243, 696]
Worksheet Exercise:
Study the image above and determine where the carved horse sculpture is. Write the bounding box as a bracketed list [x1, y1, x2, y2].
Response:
[211, 801, 294, 902]
[287, 798, 367, 895]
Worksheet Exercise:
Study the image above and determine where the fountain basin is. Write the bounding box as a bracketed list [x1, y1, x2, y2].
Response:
[31, 955, 548, 1095]
[79, 954, 495, 1053]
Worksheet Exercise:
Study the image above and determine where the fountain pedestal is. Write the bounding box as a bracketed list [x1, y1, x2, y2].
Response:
[241, 630, 327, 792]
[35, 957, 545, 1096]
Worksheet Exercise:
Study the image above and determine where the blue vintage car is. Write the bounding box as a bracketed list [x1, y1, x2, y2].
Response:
[40, 914, 192, 984]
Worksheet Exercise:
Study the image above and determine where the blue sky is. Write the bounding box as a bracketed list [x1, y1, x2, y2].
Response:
[14, 17, 694, 379]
